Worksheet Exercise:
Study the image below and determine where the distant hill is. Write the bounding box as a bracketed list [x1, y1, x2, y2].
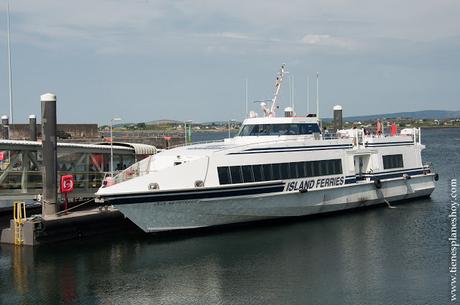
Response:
[145, 119, 183, 125]
[110, 110, 460, 127]
[342, 110, 460, 122]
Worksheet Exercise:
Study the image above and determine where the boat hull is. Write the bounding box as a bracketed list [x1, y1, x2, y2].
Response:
[112, 174, 436, 232]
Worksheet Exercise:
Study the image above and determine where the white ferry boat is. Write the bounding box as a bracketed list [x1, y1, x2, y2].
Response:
[96, 65, 438, 232]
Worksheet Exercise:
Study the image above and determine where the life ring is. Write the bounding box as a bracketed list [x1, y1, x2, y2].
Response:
[374, 178, 382, 189]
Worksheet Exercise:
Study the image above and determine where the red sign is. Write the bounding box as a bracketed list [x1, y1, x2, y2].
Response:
[0, 151, 4, 161]
[60, 175, 74, 193]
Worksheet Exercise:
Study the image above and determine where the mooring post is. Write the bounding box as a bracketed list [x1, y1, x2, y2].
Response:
[1, 115, 9, 139]
[333, 105, 343, 132]
[41, 93, 58, 217]
[29, 114, 37, 141]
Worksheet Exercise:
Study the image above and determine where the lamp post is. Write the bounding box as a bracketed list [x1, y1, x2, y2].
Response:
[110, 117, 122, 177]
[184, 121, 187, 145]
[184, 120, 192, 145]
[228, 119, 235, 138]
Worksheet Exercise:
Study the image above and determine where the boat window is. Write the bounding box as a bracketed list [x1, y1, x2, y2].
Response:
[301, 124, 321, 134]
[238, 123, 320, 136]
[217, 159, 343, 185]
[271, 124, 298, 136]
[383, 154, 404, 169]
[296, 162, 305, 178]
[238, 124, 260, 136]
[217, 167, 231, 185]
[320, 161, 328, 175]
[230, 166, 243, 184]
[272, 163, 282, 180]
[262, 164, 273, 181]
[289, 163, 298, 178]
[253, 164, 264, 182]
[312, 161, 321, 176]
[327, 160, 334, 175]
[335, 159, 342, 174]
[242, 165, 255, 183]
[280, 163, 289, 179]
[305, 162, 313, 177]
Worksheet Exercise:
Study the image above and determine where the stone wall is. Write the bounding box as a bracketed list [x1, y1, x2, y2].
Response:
[5, 124, 99, 140]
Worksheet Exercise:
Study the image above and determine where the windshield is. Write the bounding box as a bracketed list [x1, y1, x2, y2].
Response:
[238, 123, 321, 136]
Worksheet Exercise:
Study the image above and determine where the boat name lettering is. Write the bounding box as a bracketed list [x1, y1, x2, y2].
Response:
[285, 176, 345, 191]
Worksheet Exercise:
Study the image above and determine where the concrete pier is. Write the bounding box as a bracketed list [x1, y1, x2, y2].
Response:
[0, 207, 134, 245]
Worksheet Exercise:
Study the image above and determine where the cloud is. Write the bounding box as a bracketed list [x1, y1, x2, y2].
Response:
[299, 34, 360, 50]
[219, 32, 251, 40]
[4, 0, 459, 56]
[1, 0, 459, 124]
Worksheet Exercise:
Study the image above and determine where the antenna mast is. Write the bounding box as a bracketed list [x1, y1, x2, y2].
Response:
[292, 75, 295, 111]
[306, 76, 310, 114]
[269, 64, 287, 117]
[7, 1, 13, 124]
[245, 78, 248, 117]
[316, 72, 319, 119]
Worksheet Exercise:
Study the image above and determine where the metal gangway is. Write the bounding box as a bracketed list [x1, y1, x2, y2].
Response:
[0, 140, 157, 212]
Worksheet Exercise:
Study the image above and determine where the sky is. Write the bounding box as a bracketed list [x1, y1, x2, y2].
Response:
[0, 0, 459, 124]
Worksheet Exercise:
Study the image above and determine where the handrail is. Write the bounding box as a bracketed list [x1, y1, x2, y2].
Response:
[166, 139, 226, 150]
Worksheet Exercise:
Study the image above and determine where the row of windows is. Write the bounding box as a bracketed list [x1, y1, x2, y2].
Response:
[238, 124, 321, 137]
[217, 159, 343, 185]
[382, 154, 404, 169]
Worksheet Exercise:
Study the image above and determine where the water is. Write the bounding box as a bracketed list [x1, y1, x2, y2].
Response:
[1, 128, 458, 305]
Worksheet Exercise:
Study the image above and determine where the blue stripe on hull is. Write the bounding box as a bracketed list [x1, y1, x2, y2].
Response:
[105, 183, 285, 205]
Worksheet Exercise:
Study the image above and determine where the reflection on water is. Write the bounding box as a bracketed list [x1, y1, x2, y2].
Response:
[0, 128, 458, 305]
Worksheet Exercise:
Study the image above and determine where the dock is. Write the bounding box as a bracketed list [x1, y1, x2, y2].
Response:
[0, 93, 142, 246]
[0, 207, 136, 245]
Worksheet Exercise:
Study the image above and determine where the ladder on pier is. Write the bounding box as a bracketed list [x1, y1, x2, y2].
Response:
[13, 201, 26, 245]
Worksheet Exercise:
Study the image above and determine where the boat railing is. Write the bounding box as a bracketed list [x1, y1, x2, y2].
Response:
[166, 139, 226, 150]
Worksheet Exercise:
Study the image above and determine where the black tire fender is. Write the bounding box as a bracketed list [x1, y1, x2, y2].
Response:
[374, 178, 382, 189]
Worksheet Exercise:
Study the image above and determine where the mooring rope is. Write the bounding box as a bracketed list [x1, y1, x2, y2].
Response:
[55, 198, 95, 216]
[384, 199, 396, 209]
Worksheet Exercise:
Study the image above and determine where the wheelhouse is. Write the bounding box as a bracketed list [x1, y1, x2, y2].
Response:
[238, 123, 321, 136]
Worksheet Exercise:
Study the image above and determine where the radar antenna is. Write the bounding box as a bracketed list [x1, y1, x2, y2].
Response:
[268, 64, 288, 117]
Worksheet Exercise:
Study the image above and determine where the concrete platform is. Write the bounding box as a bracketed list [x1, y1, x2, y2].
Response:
[1, 207, 137, 246]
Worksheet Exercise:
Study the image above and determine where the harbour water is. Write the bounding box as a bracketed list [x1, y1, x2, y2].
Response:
[0, 128, 458, 305]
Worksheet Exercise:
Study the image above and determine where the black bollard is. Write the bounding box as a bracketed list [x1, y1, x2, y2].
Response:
[1, 115, 9, 139]
[29, 114, 37, 141]
[41, 93, 58, 217]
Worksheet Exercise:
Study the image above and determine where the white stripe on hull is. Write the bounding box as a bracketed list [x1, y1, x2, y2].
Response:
[115, 175, 435, 232]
